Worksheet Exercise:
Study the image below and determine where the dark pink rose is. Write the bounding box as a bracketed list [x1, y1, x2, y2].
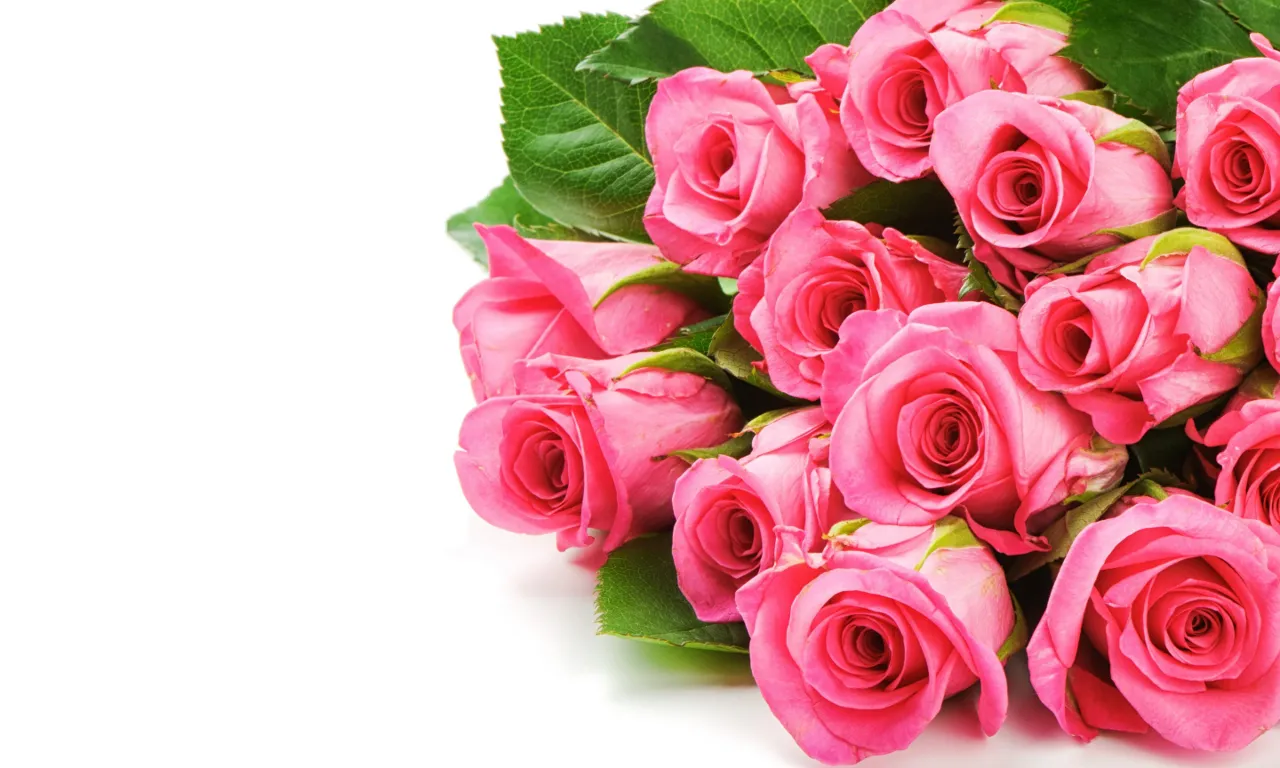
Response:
[737, 518, 1017, 764]
[671, 408, 851, 621]
[455, 353, 741, 552]
[1176, 34, 1280, 255]
[644, 68, 873, 277]
[932, 91, 1175, 292]
[1029, 495, 1280, 751]
[823, 303, 1127, 555]
[732, 209, 963, 400]
[454, 225, 709, 401]
[808, 2, 1091, 182]
[1019, 230, 1262, 445]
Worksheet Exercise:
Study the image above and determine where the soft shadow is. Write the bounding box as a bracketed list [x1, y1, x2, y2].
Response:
[602, 637, 756, 690]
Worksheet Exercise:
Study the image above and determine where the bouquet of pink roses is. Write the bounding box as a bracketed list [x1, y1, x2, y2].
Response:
[447, 0, 1280, 762]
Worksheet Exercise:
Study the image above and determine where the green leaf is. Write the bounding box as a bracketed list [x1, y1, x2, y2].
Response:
[596, 533, 751, 652]
[984, 1, 1073, 34]
[576, 14, 710, 84]
[664, 432, 755, 463]
[1061, 89, 1115, 108]
[446, 177, 558, 266]
[594, 261, 732, 314]
[498, 14, 656, 243]
[1221, 0, 1280, 41]
[1064, 0, 1257, 125]
[960, 250, 1024, 313]
[1202, 298, 1264, 365]
[1094, 209, 1178, 242]
[652, 315, 727, 355]
[1096, 119, 1173, 171]
[621, 348, 734, 392]
[578, 0, 892, 82]
[1142, 227, 1246, 267]
[823, 178, 959, 241]
[708, 318, 805, 401]
[997, 596, 1030, 662]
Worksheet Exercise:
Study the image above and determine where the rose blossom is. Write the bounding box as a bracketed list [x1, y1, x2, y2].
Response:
[932, 90, 1175, 292]
[672, 407, 854, 621]
[823, 302, 1127, 555]
[1029, 495, 1280, 751]
[732, 209, 966, 400]
[1191, 395, 1280, 531]
[455, 353, 741, 552]
[737, 517, 1018, 765]
[1176, 34, 1280, 254]
[643, 68, 872, 278]
[1018, 229, 1262, 445]
[454, 225, 709, 401]
[807, 0, 1093, 182]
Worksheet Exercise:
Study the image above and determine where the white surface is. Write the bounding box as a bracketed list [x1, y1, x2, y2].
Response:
[0, 1, 1275, 766]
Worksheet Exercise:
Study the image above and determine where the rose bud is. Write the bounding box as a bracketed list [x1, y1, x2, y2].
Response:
[1018, 229, 1263, 445]
[643, 68, 873, 278]
[810, 0, 1092, 182]
[454, 225, 711, 402]
[823, 303, 1127, 555]
[454, 353, 742, 553]
[1029, 495, 1280, 751]
[932, 91, 1175, 292]
[1176, 34, 1280, 255]
[737, 517, 1021, 765]
[672, 408, 854, 621]
[732, 210, 964, 400]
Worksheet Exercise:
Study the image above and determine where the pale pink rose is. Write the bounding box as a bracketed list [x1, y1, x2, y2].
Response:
[1019, 231, 1262, 445]
[644, 68, 873, 278]
[1192, 398, 1280, 531]
[823, 303, 1127, 555]
[454, 225, 709, 401]
[1029, 496, 1280, 751]
[737, 518, 1017, 765]
[932, 91, 1175, 292]
[732, 209, 963, 399]
[672, 408, 853, 621]
[455, 353, 741, 552]
[1176, 34, 1280, 255]
[809, 3, 1092, 183]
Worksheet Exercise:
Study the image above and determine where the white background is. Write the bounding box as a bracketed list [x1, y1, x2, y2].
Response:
[0, 1, 1274, 766]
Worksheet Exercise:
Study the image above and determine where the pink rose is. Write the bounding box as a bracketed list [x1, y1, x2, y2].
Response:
[672, 407, 852, 621]
[732, 209, 964, 400]
[1176, 34, 1280, 255]
[808, 2, 1092, 182]
[454, 225, 710, 401]
[455, 353, 742, 552]
[644, 68, 872, 278]
[1267, 279, 1280, 371]
[1029, 495, 1280, 751]
[737, 518, 1018, 765]
[1193, 398, 1280, 531]
[1019, 229, 1262, 445]
[932, 91, 1175, 292]
[823, 303, 1127, 555]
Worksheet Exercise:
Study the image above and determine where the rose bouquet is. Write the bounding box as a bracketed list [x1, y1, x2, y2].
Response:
[446, 0, 1280, 763]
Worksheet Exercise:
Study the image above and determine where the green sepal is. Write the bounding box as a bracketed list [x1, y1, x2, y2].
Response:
[960, 250, 1023, 313]
[594, 261, 732, 314]
[662, 432, 755, 463]
[1201, 298, 1264, 368]
[1094, 209, 1178, 242]
[620, 348, 734, 392]
[744, 407, 807, 432]
[1061, 89, 1114, 108]
[984, 1, 1072, 34]
[825, 518, 873, 540]
[1096, 119, 1172, 171]
[914, 516, 985, 570]
[1142, 228, 1246, 268]
[708, 319, 805, 401]
[651, 315, 727, 356]
[997, 596, 1030, 662]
